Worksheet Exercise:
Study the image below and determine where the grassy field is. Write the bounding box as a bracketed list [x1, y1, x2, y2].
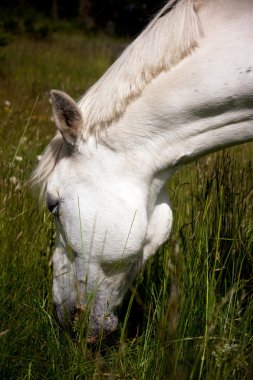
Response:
[0, 32, 253, 379]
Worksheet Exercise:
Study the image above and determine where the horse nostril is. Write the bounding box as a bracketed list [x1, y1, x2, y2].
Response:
[71, 303, 86, 321]
[74, 303, 86, 313]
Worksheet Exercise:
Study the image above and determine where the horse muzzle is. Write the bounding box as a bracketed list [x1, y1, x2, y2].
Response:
[54, 302, 118, 342]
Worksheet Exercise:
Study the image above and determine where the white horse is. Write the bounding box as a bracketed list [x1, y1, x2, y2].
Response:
[32, 0, 253, 340]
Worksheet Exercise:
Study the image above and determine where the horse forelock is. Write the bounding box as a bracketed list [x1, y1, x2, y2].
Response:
[78, 0, 203, 136]
[31, 133, 64, 197]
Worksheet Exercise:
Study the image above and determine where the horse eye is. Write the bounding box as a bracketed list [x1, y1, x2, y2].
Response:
[50, 203, 59, 216]
[46, 198, 59, 216]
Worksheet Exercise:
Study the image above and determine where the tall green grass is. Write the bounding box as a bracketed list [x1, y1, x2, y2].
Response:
[0, 34, 253, 379]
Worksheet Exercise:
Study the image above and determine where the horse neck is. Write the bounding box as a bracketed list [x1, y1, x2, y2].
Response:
[103, 4, 253, 180]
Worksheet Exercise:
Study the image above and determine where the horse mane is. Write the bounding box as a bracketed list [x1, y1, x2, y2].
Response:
[79, 0, 203, 135]
[32, 0, 203, 193]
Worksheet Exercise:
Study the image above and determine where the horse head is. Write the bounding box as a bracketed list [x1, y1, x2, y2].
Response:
[42, 90, 173, 339]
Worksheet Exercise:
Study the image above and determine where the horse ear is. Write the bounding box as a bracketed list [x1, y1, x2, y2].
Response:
[50, 90, 83, 146]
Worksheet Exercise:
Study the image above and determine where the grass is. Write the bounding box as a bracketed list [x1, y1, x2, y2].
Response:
[0, 32, 253, 379]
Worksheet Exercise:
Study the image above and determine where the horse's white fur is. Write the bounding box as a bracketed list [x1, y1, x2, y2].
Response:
[33, 0, 253, 335]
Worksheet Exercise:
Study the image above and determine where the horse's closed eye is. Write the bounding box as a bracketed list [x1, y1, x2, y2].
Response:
[46, 197, 59, 216]
[49, 202, 59, 216]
